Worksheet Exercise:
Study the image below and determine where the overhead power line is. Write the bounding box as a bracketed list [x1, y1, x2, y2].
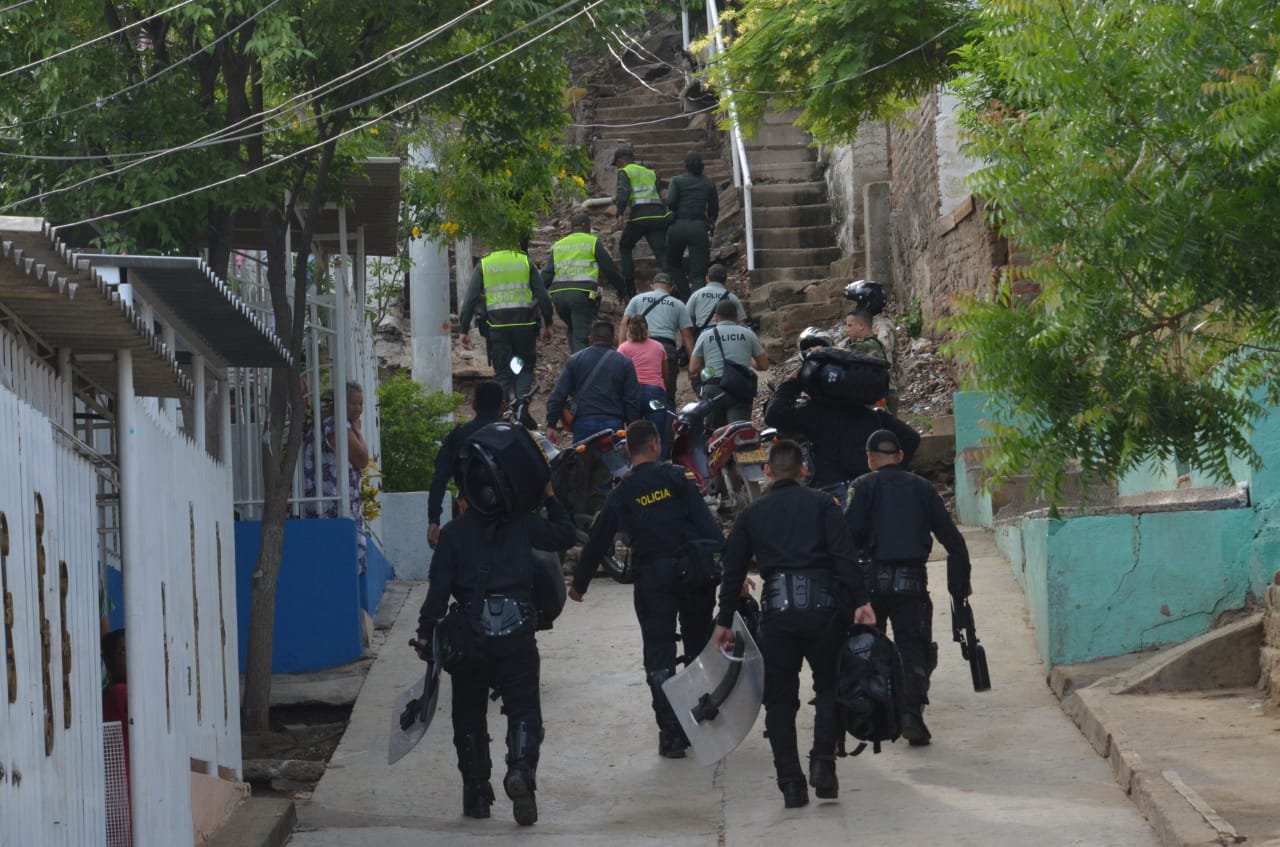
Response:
[55, 0, 609, 230]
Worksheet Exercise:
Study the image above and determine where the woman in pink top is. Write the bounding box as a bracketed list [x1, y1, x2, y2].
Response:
[618, 315, 672, 457]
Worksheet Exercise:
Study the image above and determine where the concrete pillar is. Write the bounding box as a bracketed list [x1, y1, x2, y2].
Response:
[192, 354, 206, 454]
[409, 144, 453, 394]
[863, 181, 893, 292]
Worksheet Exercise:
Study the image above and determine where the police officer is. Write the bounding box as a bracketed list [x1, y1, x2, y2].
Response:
[414, 430, 577, 825]
[569, 420, 724, 758]
[542, 211, 626, 353]
[621, 272, 694, 408]
[713, 439, 875, 807]
[846, 429, 973, 747]
[689, 298, 769, 428]
[614, 147, 671, 298]
[459, 244, 554, 400]
[686, 263, 746, 335]
[427, 380, 505, 549]
[763, 358, 921, 509]
[665, 151, 718, 298]
[545, 320, 642, 444]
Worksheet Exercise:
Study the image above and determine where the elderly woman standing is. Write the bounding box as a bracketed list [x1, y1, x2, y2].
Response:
[303, 380, 371, 571]
[617, 315, 671, 458]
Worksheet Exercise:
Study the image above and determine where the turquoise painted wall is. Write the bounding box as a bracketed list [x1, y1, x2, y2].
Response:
[954, 391, 995, 527]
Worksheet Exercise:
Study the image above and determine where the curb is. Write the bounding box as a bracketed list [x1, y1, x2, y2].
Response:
[207, 796, 297, 847]
[1051, 666, 1243, 847]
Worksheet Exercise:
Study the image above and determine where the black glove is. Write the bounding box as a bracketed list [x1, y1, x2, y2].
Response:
[412, 635, 432, 662]
[676, 348, 691, 369]
[946, 554, 971, 598]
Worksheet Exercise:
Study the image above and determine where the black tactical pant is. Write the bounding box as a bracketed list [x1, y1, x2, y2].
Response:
[633, 556, 716, 731]
[486, 324, 539, 400]
[666, 218, 709, 299]
[759, 607, 846, 785]
[551, 288, 598, 354]
[619, 214, 670, 293]
[872, 592, 935, 714]
[449, 631, 542, 785]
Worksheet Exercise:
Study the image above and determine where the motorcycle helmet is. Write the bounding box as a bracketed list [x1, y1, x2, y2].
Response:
[798, 326, 834, 357]
[843, 279, 886, 316]
[458, 422, 551, 520]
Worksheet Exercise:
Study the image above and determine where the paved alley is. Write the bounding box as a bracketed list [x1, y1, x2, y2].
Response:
[287, 528, 1159, 846]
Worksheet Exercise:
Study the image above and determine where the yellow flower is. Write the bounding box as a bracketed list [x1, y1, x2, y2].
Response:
[504, 168, 513, 177]
[557, 169, 567, 179]
[369, 127, 379, 136]
[439, 222, 460, 237]
[571, 175, 586, 189]
[411, 225, 422, 239]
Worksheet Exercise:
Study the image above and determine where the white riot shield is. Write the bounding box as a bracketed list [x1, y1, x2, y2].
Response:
[662, 612, 764, 766]
[388, 638, 443, 765]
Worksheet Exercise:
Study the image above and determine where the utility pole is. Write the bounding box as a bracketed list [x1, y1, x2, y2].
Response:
[408, 143, 453, 394]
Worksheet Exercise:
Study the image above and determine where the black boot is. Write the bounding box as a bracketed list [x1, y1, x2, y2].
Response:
[454, 734, 493, 819]
[808, 755, 838, 799]
[647, 668, 688, 758]
[504, 720, 542, 826]
[900, 711, 932, 747]
[779, 778, 809, 808]
[658, 725, 690, 759]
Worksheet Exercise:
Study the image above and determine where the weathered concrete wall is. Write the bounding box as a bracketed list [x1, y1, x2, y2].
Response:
[1265, 578, 1280, 708]
[380, 490, 438, 580]
[822, 127, 890, 260]
[887, 89, 1007, 335]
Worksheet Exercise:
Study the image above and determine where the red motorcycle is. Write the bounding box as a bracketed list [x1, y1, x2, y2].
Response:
[660, 398, 776, 511]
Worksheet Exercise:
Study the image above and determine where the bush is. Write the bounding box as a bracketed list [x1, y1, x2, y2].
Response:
[376, 374, 464, 493]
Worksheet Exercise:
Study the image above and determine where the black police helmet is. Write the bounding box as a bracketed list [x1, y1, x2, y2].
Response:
[458, 422, 551, 521]
[798, 326, 834, 357]
[843, 280, 886, 316]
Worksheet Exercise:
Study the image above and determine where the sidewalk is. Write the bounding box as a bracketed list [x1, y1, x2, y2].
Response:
[282, 526, 1162, 846]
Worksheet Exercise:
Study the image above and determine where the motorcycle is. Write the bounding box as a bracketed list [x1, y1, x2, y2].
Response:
[656, 398, 776, 512]
[547, 426, 633, 583]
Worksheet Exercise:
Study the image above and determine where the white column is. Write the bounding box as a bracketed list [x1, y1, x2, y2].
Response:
[192, 354, 206, 454]
[161, 324, 177, 417]
[334, 219, 351, 518]
[409, 143, 454, 394]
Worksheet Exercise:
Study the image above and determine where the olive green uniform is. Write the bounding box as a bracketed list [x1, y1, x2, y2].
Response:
[665, 172, 718, 298]
[845, 335, 898, 414]
[460, 251, 553, 398]
[541, 232, 625, 353]
[616, 163, 671, 296]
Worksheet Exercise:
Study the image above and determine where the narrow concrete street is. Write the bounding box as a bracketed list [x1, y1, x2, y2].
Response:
[288, 528, 1160, 846]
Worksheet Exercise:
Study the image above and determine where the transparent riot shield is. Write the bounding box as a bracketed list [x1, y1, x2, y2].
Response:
[388, 636, 443, 765]
[662, 612, 764, 766]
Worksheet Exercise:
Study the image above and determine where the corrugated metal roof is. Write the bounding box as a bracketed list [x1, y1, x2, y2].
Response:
[0, 217, 191, 398]
[77, 254, 291, 368]
[232, 157, 401, 256]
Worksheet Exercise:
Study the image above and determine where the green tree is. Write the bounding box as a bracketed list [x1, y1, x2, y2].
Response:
[0, 0, 639, 729]
[944, 0, 1280, 500]
[702, 0, 971, 143]
[377, 375, 463, 493]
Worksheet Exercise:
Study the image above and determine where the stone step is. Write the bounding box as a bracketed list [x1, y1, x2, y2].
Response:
[742, 123, 811, 147]
[594, 90, 684, 109]
[744, 145, 817, 164]
[753, 225, 838, 250]
[754, 245, 842, 270]
[594, 102, 686, 122]
[763, 109, 804, 126]
[619, 126, 709, 145]
[756, 299, 847, 338]
[749, 265, 832, 286]
[744, 278, 814, 313]
[751, 203, 832, 229]
[750, 182, 828, 206]
[750, 160, 823, 183]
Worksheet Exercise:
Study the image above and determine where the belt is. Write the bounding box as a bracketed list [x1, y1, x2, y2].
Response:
[760, 570, 840, 616]
[864, 561, 928, 596]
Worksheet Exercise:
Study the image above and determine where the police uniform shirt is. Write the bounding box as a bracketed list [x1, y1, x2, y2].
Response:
[666, 171, 719, 224]
[692, 320, 763, 375]
[624, 290, 693, 343]
[716, 479, 868, 627]
[846, 463, 972, 596]
[417, 499, 577, 631]
[572, 461, 722, 595]
[687, 283, 746, 331]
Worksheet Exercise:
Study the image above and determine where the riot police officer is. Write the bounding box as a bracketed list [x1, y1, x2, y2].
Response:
[713, 440, 875, 808]
[569, 420, 724, 758]
[845, 429, 972, 747]
[415, 424, 577, 825]
[665, 151, 718, 298]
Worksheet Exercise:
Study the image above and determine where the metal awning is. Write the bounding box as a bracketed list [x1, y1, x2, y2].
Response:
[0, 217, 190, 398]
[231, 157, 401, 256]
[78, 254, 292, 368]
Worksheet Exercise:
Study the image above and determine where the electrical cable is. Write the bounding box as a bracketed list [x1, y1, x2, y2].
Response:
[54, 0, 609, 230]
[0, 0, 37, 15]
[571, 102, 717, 129]
[0, 0, 201, 82]
[0, 0, 286, 133]
[0, 0, 502, 204]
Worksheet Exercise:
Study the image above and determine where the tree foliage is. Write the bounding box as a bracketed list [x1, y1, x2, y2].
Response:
[376, 374, 462, 494]
[702, 0, 971, 143]
[945, 0, 1280, 498]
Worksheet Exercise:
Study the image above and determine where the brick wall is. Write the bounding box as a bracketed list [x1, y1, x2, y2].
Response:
[887, 89, 1007, 337]
[1265, 573, 1280, 709]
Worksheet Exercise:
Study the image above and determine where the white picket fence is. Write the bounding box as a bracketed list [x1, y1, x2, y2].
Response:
[0, 385, 105, 847]
[120, 396, 240, 847]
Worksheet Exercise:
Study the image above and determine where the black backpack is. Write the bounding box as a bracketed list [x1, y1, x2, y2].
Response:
[835, 624, 905, 754]
[799, 347, 889, 408]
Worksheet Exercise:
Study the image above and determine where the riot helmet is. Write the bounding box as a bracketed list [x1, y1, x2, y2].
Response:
[797, 326, 834, 357]
[458, 422, 551, 520]
[843, 280, 886, 316]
